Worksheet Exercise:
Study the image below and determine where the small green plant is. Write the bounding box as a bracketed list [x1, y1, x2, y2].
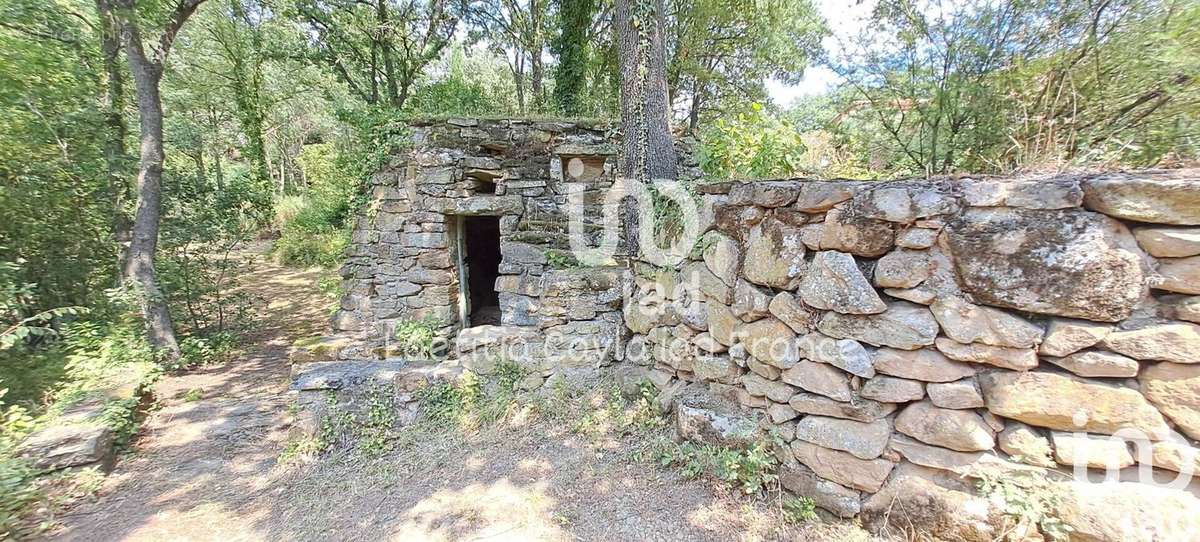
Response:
[783, 496, 819, 524]
[976, 469, 1073, 541]
[658, 438, 781, 495]
[392, 318, 441, 358]
[182, 388, 203, 402]
[544, 250, 579, 269]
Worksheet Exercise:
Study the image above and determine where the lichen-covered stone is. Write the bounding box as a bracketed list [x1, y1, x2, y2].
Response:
[872, 347, 976, 382]
[791, 441, 895, 493]
[767, 292, 816, 335]
[702, 231, 741, 287]
[1083, 172, 1200, 225]
[1101, 320, 1200, 363]
[1045, 350, 1140, 378]
[739, 317, 799, 368]
[787, 392, 897, 422]
[1139, 362, 1200, 440]
[895, 401, 995, 452]
[794, 416, 891, 460]
[895, 227, 938, 249]
[1039, 317, 1113, 357]
[1134, 227, 1200, 258]
[796, 333, 875, 378]
[861, 376, 925, 403]
[817, 301, 938, 350]
[944, 207, 1145, 322]
[930, 296, 1044, 348]
[740, 372, 797, 403]
[730, 279, 771, 321]
[934, 338, 1038, 370]
[979, 371, 1171, 439]
[798, 251, 886, 314]
[706, 302, 740, 346]
[743, 218, 806, 289]
[873, 249, 930, 289]
[780, 361, 851, 402]
[779, 464, 861, 518]
[818, 207, 896, 258]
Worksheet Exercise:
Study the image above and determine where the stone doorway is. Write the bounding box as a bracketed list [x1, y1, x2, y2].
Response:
[458, 215, 502, 327]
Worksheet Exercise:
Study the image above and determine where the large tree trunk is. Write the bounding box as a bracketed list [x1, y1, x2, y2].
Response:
[124, 53, 181, 356]
[615, 0, 677, 256]
[97, 0, 133, 283]
[553, 0, 595, 115]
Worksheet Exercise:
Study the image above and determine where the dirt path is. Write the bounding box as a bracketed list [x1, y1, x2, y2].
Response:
[51, 245, 875, 542]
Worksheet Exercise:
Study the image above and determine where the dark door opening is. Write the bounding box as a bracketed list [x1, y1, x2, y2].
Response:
[462, 216, 502, 326]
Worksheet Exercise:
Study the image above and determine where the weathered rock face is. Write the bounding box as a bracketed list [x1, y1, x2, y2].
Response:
[623, 172, 1200, 533]
[997, 422, 1055, 467]
[943, 207, 1146, 322]
[862, 473, 1015, 542]
[930, 296, 1044, 348]
[675, 395, 760, 447]
[798, 251, 886, 314]
[1040, 317, 1113, 357]
[1083, 172, 1200, 225]
[818, 207, 895, 257]
[794, 416, 891, 459]
[781, 361, 851, 401]
[934, 338, 1038, 370]
[1156, 256, 1200, 294]
[767, 292, 816, 334]
[796, 333, 875, 378]
[739, 318, 799, 368]
[1045, 350, 1140, 378]
[743, 218, 807, 289]
[927, 378, 984, 409]
[1101, 320, 1200, 364]
[779, 464, 861, 518]
[895, 401, 995, 452]
[21, 424, 115, 471]
[1134, 227, 1200, 258]
[791, 440, 895, 492]
[817, 301, 939, 350]
[861, 375, 925, 403]
[872, 347, 977, 382]
[1139, 362, 1200, 440]
[979, 371, 1171, 439]
[788, 392, 897, 422]
[1054, 479, 1200, 542]
[1050, 431, 1135, 470]
[702, 231, 741, 286]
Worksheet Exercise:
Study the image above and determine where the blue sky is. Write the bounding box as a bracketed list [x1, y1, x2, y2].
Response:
[766, 0, 877, 107]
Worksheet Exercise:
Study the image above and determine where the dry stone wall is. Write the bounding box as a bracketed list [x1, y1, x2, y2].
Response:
[624, 170, 1200, 538]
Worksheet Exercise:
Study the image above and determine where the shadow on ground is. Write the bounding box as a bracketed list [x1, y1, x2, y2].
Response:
[49, 245, 876, 542]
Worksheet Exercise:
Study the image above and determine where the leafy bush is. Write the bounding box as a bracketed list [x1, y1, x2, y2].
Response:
[658, 438, 781, 495]
[392, 318, 442, 358]
[699, 103, 807, 179]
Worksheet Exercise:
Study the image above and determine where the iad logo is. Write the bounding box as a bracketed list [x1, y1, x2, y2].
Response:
[565, 175, 702, 267]
[1067, 409, 1194, 490]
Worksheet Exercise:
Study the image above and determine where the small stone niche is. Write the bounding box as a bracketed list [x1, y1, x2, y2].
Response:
[561, 155, 607, 183]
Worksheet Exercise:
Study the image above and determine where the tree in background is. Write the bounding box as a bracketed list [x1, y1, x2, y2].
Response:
[101, 0, 210, 357]
[666, 0, 824, 132]
[467, 0, 554, 113]
[293, 0, 462, 109]
[551, 0, 595, 116]
[828, 0, 1199, 175]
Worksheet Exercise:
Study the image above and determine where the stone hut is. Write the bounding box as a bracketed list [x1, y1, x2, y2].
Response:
[332, 117, 699, 385]
[312, 117, 1200, 539]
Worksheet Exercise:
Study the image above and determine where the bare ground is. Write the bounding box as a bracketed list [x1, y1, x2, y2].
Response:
[49, 246, 876, 542]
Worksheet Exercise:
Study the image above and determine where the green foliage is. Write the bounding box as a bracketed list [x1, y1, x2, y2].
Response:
[544, 250, 580, 269]
[825, 0, 1200, 175]
[976, 469, 1073, 541]
[657, 438, 781, 495]
[699, 103, 808, 179]
[552, 0, 597, 116]
[392, 318, 441, 358]
[782, 496, 819, 524]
